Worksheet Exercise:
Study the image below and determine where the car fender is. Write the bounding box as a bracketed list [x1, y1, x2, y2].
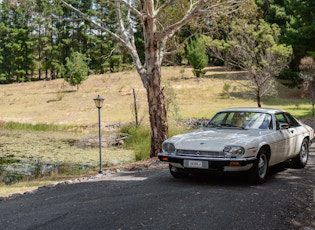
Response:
[257, 143, 271, 160]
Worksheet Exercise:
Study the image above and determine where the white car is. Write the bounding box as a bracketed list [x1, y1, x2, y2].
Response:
[158, 108, 314, 184]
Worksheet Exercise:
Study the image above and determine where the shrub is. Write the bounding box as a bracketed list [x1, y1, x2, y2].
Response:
[120, 124, 151, 161]
[186, 36, 209, 78]
[120, 122, 190, 161]
[63, 52, 90, 91]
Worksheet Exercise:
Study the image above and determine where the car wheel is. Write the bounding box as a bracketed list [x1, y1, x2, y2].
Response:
[292, 138, 309, 169]
[169, 164, 188, 178]
[248, 149, 269, 184]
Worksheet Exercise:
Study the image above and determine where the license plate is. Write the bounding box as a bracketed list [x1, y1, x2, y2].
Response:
[184, 160, 208, 169]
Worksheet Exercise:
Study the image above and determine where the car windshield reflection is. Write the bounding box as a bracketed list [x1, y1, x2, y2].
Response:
[207, 112, 272, 130]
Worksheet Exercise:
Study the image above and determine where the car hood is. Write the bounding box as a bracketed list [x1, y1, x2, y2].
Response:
[167, 128, 268, 151]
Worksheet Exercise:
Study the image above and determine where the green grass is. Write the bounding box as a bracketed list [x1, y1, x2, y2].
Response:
[120, 124, 151, 160]
[0, 121, 79, 132]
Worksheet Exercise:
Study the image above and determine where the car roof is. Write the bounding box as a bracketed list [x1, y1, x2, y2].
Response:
[218, 107, 286, 114]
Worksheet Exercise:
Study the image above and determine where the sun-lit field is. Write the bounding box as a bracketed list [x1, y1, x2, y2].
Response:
[0, 66, 310, 127]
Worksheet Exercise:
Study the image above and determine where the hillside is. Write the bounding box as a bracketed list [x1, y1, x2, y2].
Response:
[0, 66, 308, 129]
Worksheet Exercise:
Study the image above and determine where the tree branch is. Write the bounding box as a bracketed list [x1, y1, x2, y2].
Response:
[59, 0, 125, 44]
[112, 0, 143, 19]
[156, 0, 242, 41]
[59, 0, 145, 77]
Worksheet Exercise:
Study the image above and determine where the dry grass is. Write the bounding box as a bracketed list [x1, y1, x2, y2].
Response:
[0, 66, 264, 126]
[0, 66, 308, 126]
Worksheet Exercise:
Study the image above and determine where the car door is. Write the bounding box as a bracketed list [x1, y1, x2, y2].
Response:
[283, 113, 303, 157]
[275, 113, 300, 160]
[268, 113, 291, 165]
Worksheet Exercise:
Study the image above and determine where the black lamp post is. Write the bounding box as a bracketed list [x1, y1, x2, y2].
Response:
[93, 95, 105, 173]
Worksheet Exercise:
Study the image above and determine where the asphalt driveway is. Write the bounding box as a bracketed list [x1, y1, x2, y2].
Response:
[0, 149, 315, 230]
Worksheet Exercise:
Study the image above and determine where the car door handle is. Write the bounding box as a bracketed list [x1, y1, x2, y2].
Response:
[290, 130, 294, 134]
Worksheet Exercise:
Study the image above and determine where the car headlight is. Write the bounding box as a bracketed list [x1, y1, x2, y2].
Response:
[223, 146, 245, 157]
[162, 142, 175, 154]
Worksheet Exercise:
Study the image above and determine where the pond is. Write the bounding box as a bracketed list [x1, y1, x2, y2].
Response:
[0, 156, 90, 185]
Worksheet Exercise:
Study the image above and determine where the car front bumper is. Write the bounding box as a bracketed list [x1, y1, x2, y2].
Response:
[158, 153, 257, 172]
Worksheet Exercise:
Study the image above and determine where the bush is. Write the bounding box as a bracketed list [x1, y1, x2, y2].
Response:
[63, 52, 90, 90]
[186, 37, 209, 78]
[120, 124, 151, 161]
[120, 122, 190, 160]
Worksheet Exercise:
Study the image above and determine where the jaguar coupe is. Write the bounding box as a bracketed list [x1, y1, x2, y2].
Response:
[158, 108, 314, 184]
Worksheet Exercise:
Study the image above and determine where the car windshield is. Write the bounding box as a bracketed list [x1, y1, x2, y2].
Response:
[207, 111, 272, 130]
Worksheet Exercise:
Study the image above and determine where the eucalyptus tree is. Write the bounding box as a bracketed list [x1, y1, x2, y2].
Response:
[208, 19, 293, 108]
[59, 0, 243, 157]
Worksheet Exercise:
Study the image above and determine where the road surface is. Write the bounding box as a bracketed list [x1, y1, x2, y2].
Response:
[0, 150, 315, 230]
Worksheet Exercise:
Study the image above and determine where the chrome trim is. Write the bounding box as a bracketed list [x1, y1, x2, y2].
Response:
[158, 153, 257, 162]
[176, 149, 224, 158]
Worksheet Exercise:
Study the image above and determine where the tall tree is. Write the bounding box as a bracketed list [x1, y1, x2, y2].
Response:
[32, 0, 56, 80]
[0, 0, 35, 82]
[299, 56, 315, 116]
[257, 0, 315, 87]
[208, 19, 293, 107]
[59, 0, 242, 157]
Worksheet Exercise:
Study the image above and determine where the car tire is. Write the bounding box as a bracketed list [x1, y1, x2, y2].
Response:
[291, 138, 309, 169]
[169, 164, 189, 178]
[248, 149, 269, 184]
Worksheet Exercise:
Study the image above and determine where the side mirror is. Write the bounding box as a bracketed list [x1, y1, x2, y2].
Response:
[280, 123, 289, 130]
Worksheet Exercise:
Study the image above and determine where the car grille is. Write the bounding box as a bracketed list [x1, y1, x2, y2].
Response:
[176, 149, 224, 158]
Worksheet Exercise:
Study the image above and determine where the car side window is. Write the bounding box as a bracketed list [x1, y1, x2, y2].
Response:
[275, 113, 287, 130]
[284, 113, 300, 127]
[275, 113, 300, 129]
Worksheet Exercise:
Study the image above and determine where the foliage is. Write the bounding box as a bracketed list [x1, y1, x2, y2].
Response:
[63, 51, 90, 90]
[0, 1, 35, 83]
[0, 0, 313, 88]
[299, 56, 315, 116]
[120, 124, 151, 161]
[120, 122, 190, 161]
[208, 19, 293, 107]
[256, 0, 315, 86]
[186, 37, 209, 78]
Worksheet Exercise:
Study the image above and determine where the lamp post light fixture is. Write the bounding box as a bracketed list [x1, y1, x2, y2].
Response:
[93, 95, 105, 173]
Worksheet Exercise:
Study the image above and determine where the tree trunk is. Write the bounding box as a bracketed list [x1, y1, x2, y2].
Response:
[146, 68, 168, 157]
[142, 37, 168, 157]
[140, 0, 168, 157]
[257, 92, 261, 108]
